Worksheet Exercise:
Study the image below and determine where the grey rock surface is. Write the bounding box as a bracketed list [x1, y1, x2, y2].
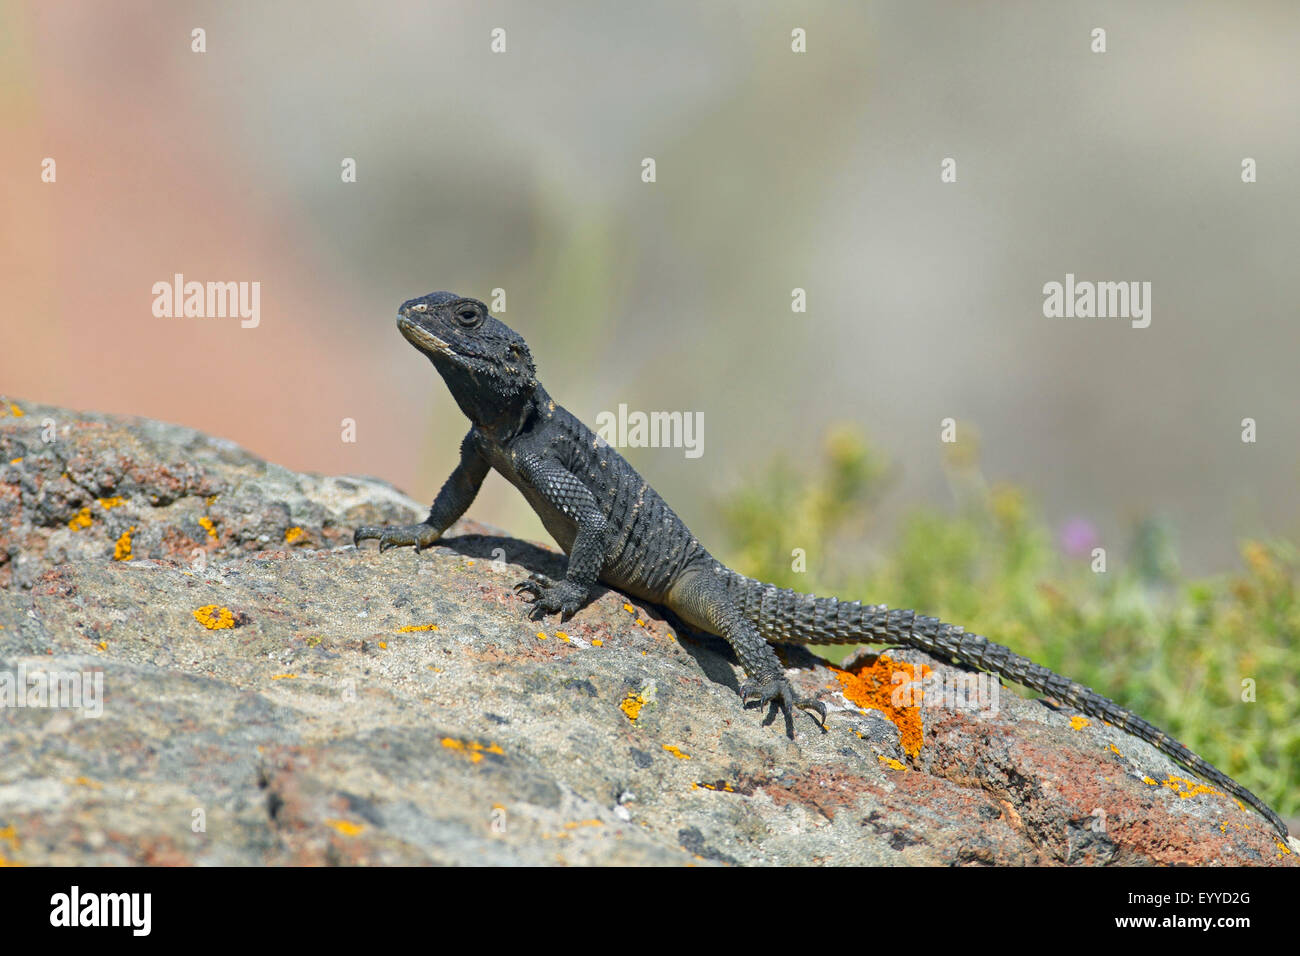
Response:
[0, 398, 1294, 866]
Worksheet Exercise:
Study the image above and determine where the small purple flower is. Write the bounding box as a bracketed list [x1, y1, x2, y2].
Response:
[1059, 517, 1099, 558]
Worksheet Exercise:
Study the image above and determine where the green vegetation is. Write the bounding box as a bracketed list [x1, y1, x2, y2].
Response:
[716, 426, 1300, 820]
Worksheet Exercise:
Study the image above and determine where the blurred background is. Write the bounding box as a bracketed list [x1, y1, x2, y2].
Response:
[3, 0, 1299, 819]
[3, 0, 1299, 573]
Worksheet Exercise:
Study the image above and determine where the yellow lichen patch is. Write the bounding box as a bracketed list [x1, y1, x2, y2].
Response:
[198, 516, 217, 539]
[396, 623, 439, 633]
[68, 507, 92, 531]
[536, 631, 548, 641]
[0, 825, 20, 865]
[193, 605, 235, 629]
[1069, 716, 1090, 731]
[1161, 775, 1222, 801]
[378, 641, 387, 649]
[592, 639, 603, 647]
[635, 618, 645, 627]
[5, 403, 24, 417]
[205, 494, 218, 506]
[620, 692, 648, 721]
[284, 526, 305, 543]
[623, 603, 634, 614]
[8, 458, 20, 465]
[1277, 840, 1292, 857]
[1141, 776, 1158, 786]
[66, 776, 102, 789]
[97, 496, 125, 509]
[562, 819, 604, 830]
[877, 755, 908, 771]
[1108, 743, 1122, 756]
[326, 819, 365, 837]
[440, 737, 504, 764]
[556, 631, 570, 642]
[663, 744, 690, 760]
[829, 654, 930, 758]
[269, 673, 297, 680]
[97, 641, 107, 651]
[113, 526, 134, 561]
[696, 781, 736, 792]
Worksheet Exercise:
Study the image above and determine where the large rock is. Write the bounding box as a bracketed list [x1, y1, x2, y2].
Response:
[0, 399, 1294, 866]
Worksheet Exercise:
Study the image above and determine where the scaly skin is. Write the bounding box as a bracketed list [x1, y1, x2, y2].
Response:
[355, 291, 1289, 838]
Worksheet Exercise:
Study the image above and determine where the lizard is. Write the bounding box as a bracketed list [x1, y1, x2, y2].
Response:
[354, 291, 1289, 839]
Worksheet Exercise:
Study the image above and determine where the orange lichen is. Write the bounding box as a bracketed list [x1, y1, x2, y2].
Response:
[193, 605, 235, 629]
[97, 496, 125, 509]
[1141, 776, 1158, 786]
[620, 692, 648, 721]
[113, 526, 134, 561]
[8, 458, 20, 465]
[536, 631, 548, 641]
[1069, 716, 1090, 731]
[5, 403, 24, 417]
[1108, 743, 1123, 756]
[198, 516, 217, 539]
[326, 819, 365, 836]
[623, 603, 634, 614]
[68, 507, 92, 531]
[0, 824, 20, 866]
[696, 781, 736, 792]
[592, 639, 604, 647]
[284, 526, 305, 543]
[556, 631, 571, 642]
[396, 623, 439, 632]
[97, 641, 107, 651]
[440, 737, 504, 763]
[663, 744, 690, 760]
[828, 653, 930, 758]
[1161, 775, 1222, 800]
[270, 674, 297, 680]
[877, 755, 907, 771]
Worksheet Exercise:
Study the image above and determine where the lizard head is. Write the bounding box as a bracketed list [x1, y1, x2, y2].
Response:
[396, 292, 538, 428]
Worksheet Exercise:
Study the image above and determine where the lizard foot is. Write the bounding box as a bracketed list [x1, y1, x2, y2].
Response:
[514, 574, 586, 622]
[353, 522, 440, 552]
[740, 676, 827, 731]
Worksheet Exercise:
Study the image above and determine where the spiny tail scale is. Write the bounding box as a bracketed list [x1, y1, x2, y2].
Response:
[720, 567, 1287, 838]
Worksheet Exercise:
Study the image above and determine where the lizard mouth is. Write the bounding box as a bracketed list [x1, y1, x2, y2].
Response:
[397, 315, 456, 356]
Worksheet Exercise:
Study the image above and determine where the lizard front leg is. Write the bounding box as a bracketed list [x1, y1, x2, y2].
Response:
[670, 564, 826, 734]
[354, 430, 489, 551]
[511, 454, 607, 622]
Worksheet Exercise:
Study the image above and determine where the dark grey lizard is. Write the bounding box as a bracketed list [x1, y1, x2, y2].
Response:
[354, 291, 1289, 838]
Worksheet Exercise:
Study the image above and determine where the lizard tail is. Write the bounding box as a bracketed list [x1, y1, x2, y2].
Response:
[720, 568, 1289, 838]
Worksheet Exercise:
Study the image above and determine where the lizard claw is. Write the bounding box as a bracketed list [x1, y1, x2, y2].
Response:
[740, 676, 827, 732]
[513, 572, 556, 599]
[515, 576, 586, 621]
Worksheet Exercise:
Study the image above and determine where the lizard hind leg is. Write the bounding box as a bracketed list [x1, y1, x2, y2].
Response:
[671, 567, 827, 734]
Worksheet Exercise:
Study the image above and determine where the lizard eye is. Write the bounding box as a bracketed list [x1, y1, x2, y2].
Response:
[455, 306, 482, 328]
